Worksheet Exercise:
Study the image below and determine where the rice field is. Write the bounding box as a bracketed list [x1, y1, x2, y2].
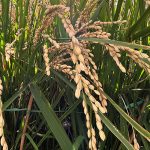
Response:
[0, 0, 150, 150]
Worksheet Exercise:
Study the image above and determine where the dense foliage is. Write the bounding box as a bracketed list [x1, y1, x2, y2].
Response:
[0, 0, 150, 150]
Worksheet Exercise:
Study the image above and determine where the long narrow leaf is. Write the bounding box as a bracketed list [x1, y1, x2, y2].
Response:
[98, 111, 134, 150]
[54, 71, 150, 140]
[73, 136, 84, 150]
[127, 7, 150, 36]
[30, 83, 73, 150]
[25, 133, 38, 150]
[79, 37, 150, 50]
[3, 85, 27, 111]
[55, 70, 134, 148]
[103, 93, 150, 140]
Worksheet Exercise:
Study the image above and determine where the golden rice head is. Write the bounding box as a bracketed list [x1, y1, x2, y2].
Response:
[5, 29, 23, 61]
[81, 76, 107, 141]
[133, 133, 140, 150]
[42, 34, 60, 49]
[118, 46, 150, 74]
[54, 50, 107, 145]
[79, 53, 108, 112]
[34, 5, 71, 45]
[95, 113, 105, 141]
[94, 20, 127, 26]
[58, 14, 75, 38]
[43, 45, 50, 76]
[145, 0, 150, 5]
[80, 31, 111, 39]
[75, 0, 98, 29]
[38, 4, 117, 150]
[71, 36, 87, 81]
[5, 43, 15, 62]
[105, 44, 126, 73]
[82, 100, 97, 150]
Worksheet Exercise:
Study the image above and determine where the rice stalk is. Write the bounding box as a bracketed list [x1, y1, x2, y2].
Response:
[1, 1, 150, 149]
[32, 2, 150, 149]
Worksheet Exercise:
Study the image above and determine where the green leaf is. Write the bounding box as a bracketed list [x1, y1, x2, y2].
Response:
[50, 0, 60, 5]
[131, 26, 150, 40]
[30, 83, 73, 150]
[73, 136, 84, 150]
[103, 93, 150, 140]
[119, 98, 129, 150]
[111, 0, 124, 36]
[14, 133, 22, 150]
[52, 88, 65, 108]
[25, 133, 38, 150]
[98, 111, 134, 150]
[140, 135, 150, 150]
[113, 0, 124, 21]
[26, 133, 38, 150]
[55, 72, 133, 146]
[54, 71, 150, 142]
[3, 85, 27, 111]
[127, 7, 150, 37]
[83, 94, 134, 150]
[79, 37, 150, 50]
[37, 96, 82, 147]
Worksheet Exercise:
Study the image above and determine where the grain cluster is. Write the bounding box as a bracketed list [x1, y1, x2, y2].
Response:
[33, 2, 150, 150]
[145, 0, 150, 5]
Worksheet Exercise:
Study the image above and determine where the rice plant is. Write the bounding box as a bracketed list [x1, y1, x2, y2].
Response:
[0, 0, 150, 150]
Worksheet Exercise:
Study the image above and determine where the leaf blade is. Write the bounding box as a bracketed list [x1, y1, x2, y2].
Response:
[30, 83, 73, 150]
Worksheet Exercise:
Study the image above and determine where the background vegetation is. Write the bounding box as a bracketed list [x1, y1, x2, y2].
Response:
[0, 0, 150, 149]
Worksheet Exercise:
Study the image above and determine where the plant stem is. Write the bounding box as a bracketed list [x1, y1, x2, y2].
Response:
[19, 95, 33, 150]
